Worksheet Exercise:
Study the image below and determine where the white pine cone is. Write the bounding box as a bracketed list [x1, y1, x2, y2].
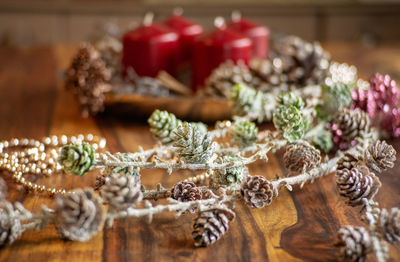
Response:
[55, 188, 105, 242]
[240, 175, 277, 208]
[363, 140, 396, 173]
[337, 152, 361, 171]
[336, 226, 372, 262]
[376, 207, 400, 244]
[283, 141, 321, 173]
[100, 173, 142, 210]
[0, 201, 22, 247]
[192, 205, 235, 247]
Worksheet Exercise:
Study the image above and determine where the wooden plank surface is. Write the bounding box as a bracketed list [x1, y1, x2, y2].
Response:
[0, 43, 399, 262]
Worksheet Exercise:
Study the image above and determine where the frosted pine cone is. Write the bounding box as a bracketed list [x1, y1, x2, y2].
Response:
[283, 141, 321, 173]
[55, 188, 105, 242]
[148, 110, 182, 145]
[336, 167, 381, 206]
[335, 226, 372, 262]
[330, 108, 370, 149]
[337, 152, 362, 171]
[0, 201, 22, 247]
[192, 205, 235, 247]
[171, 181, 202, 202]
[351, 87, 377, 118]
[369, 73, 400, 112]
[240, 175, 277, 208]
[376, 207, 400, 244]
[0, 177, 7, 201]
[100, 173, 142, 210]
[59, 143, 95, 176]
[363, 140, 396, 173]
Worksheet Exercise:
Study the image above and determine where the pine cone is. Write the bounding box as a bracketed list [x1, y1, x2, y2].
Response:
[363, 140, 396, 173]
[58, 143, 95, 176]
[230, 83, 265, 119]
[336, 167, 381, 206]
[369, 73, 400, 112]
[277, 92, 305, 109]
[94, 35, 122, 80]
[214, 156, 246, 185]
[335, 226, 372, 262]
[330, 108, 371, 149]
[351, 87, 377, 119]
[337, 152, 362, 171]
[240, 175, 277, 208]
[249, 57, 288, 92]
[148, 110, 182, 145]
[273, 104, 308, 142]
[283, 141, 321, 173]
[312, 127, 333, 153]
[317, 83, 352, 120]
[171, 181, 202, 202]
[192, 205, 235, 247]
[0, 177, 7, 201]
[381, 107, 400, 138]
[204, 60, 253, 97]
[55, 188, 105, 242]
[100, 173, 142, 210]
[65, 43, 112, 116]
[172, 123, 215, 164]
[230, 119, 258, 147]
[376, 207, 400, 243]
[0, 201, 22, 247]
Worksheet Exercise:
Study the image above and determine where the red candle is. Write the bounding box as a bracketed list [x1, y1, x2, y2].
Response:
[164, 8, 204, 64]
[227, 11, 269, 59]
[122, 13, 179, 77]
[192, 17, 252, 91]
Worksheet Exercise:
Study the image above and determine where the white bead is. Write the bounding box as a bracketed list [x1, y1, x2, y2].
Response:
[36, 168, 41, 173]
[61, 135, 68, 145]
[78, 134, 84, 141]
[70, 136, 77, 143]
[22, 139, 29, 145]
[44, 137, 51, 145]
[13, 139, 19, 146]
[87, 134, 93, 141]
[4, 141, 9, 147]
[200, 175, 205, 181]
[99, 139, 106, 148]
[193, 177, 197, 182]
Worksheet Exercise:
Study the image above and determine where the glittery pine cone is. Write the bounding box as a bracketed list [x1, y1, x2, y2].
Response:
[376, 207, 400, 244]
[230, 83, 265, 119]
[192, 205, 235, 247]
[351, 88, 377, 119]
[363, 140, 396, 173]
[214, 156, 246, 185]
[148, 110, 182, 145]
[381, 107, 400, 138]
[273, 104, 308, 142]
[65, 43, 112, 116]
[240, 175, 277, 208]
[55, 188, 105, 242]
[337, 152, 362, 171]
[0, 177, 7, 201]
[369, 73, 400, 112]
[336, 167, 381, 206]
[100, 173, 142, 210]
[171, 181, 202, 202]
[59, 143, 95, 176]
[335, 226, 372, 262]
[231, 119, 258, 147]
[0, 201, 22, 247]
[249, 57, 289, 92]
[94, 35, 122, 80]
[330, 108, 371, 149]
[283, 141, 321, 173]
[204, 60, 253, 97]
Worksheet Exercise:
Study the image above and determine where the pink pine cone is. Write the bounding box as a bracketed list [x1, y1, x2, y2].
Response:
[381, 108, 400, 138]
[351, 88, 376, 118]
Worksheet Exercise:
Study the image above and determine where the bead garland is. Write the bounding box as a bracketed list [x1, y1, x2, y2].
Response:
[0, 134, 106, 196]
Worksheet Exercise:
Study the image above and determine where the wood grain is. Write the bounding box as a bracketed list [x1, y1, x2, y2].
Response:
[0, 43, 399, 262]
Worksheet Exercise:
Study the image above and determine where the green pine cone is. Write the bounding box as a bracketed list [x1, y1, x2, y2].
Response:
[172, 123, 215, 164]
[277, 92, 304, 110]
[317, 83, 352, 120]
[59, 143, 95, 176]
[312, 128, 333, 153]
[148, 110, 182, 145]
[215, 156, 245, 185]
[273, 104, 307, 143]
[231, 120, 258, 147]
[230, 83, 264, 119]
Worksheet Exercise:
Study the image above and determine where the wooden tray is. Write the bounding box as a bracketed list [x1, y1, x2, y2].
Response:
[105, 93, 233, 122]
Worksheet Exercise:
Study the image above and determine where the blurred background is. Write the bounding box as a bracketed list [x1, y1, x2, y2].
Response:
[0, 0, 400, 47]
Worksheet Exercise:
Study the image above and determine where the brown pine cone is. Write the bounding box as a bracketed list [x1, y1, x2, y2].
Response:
[240, 175, 277, 208]
[0, 201, 22, 247]
[249, 57, 288, 92]
[65, 43, 112, 116]
[337, 152, 362, 171]
[283, 141, 321, 173]
[376, 207, 400, 244]
[192, 205, 235, 247]
[363, 140, 396, 173]
[171, 181, 202, 202]
[0, 177, 7, 201]
[332, 109, 371, 143]
[100, 173, 142, 210]
[336, 167, 381, 206]
[203, 60, 253, 97]
[55, 188, 105, 242]
[335, 226, 372, 262]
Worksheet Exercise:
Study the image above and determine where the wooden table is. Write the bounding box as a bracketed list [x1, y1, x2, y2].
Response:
[0, 43, 399, 262]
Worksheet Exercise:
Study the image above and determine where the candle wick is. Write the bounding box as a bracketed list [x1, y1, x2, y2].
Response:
[231, 10, 242, 22]
[214, 16, 226, 29]
[173, 7, 184, 16]
[143, 12, 154, 26]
